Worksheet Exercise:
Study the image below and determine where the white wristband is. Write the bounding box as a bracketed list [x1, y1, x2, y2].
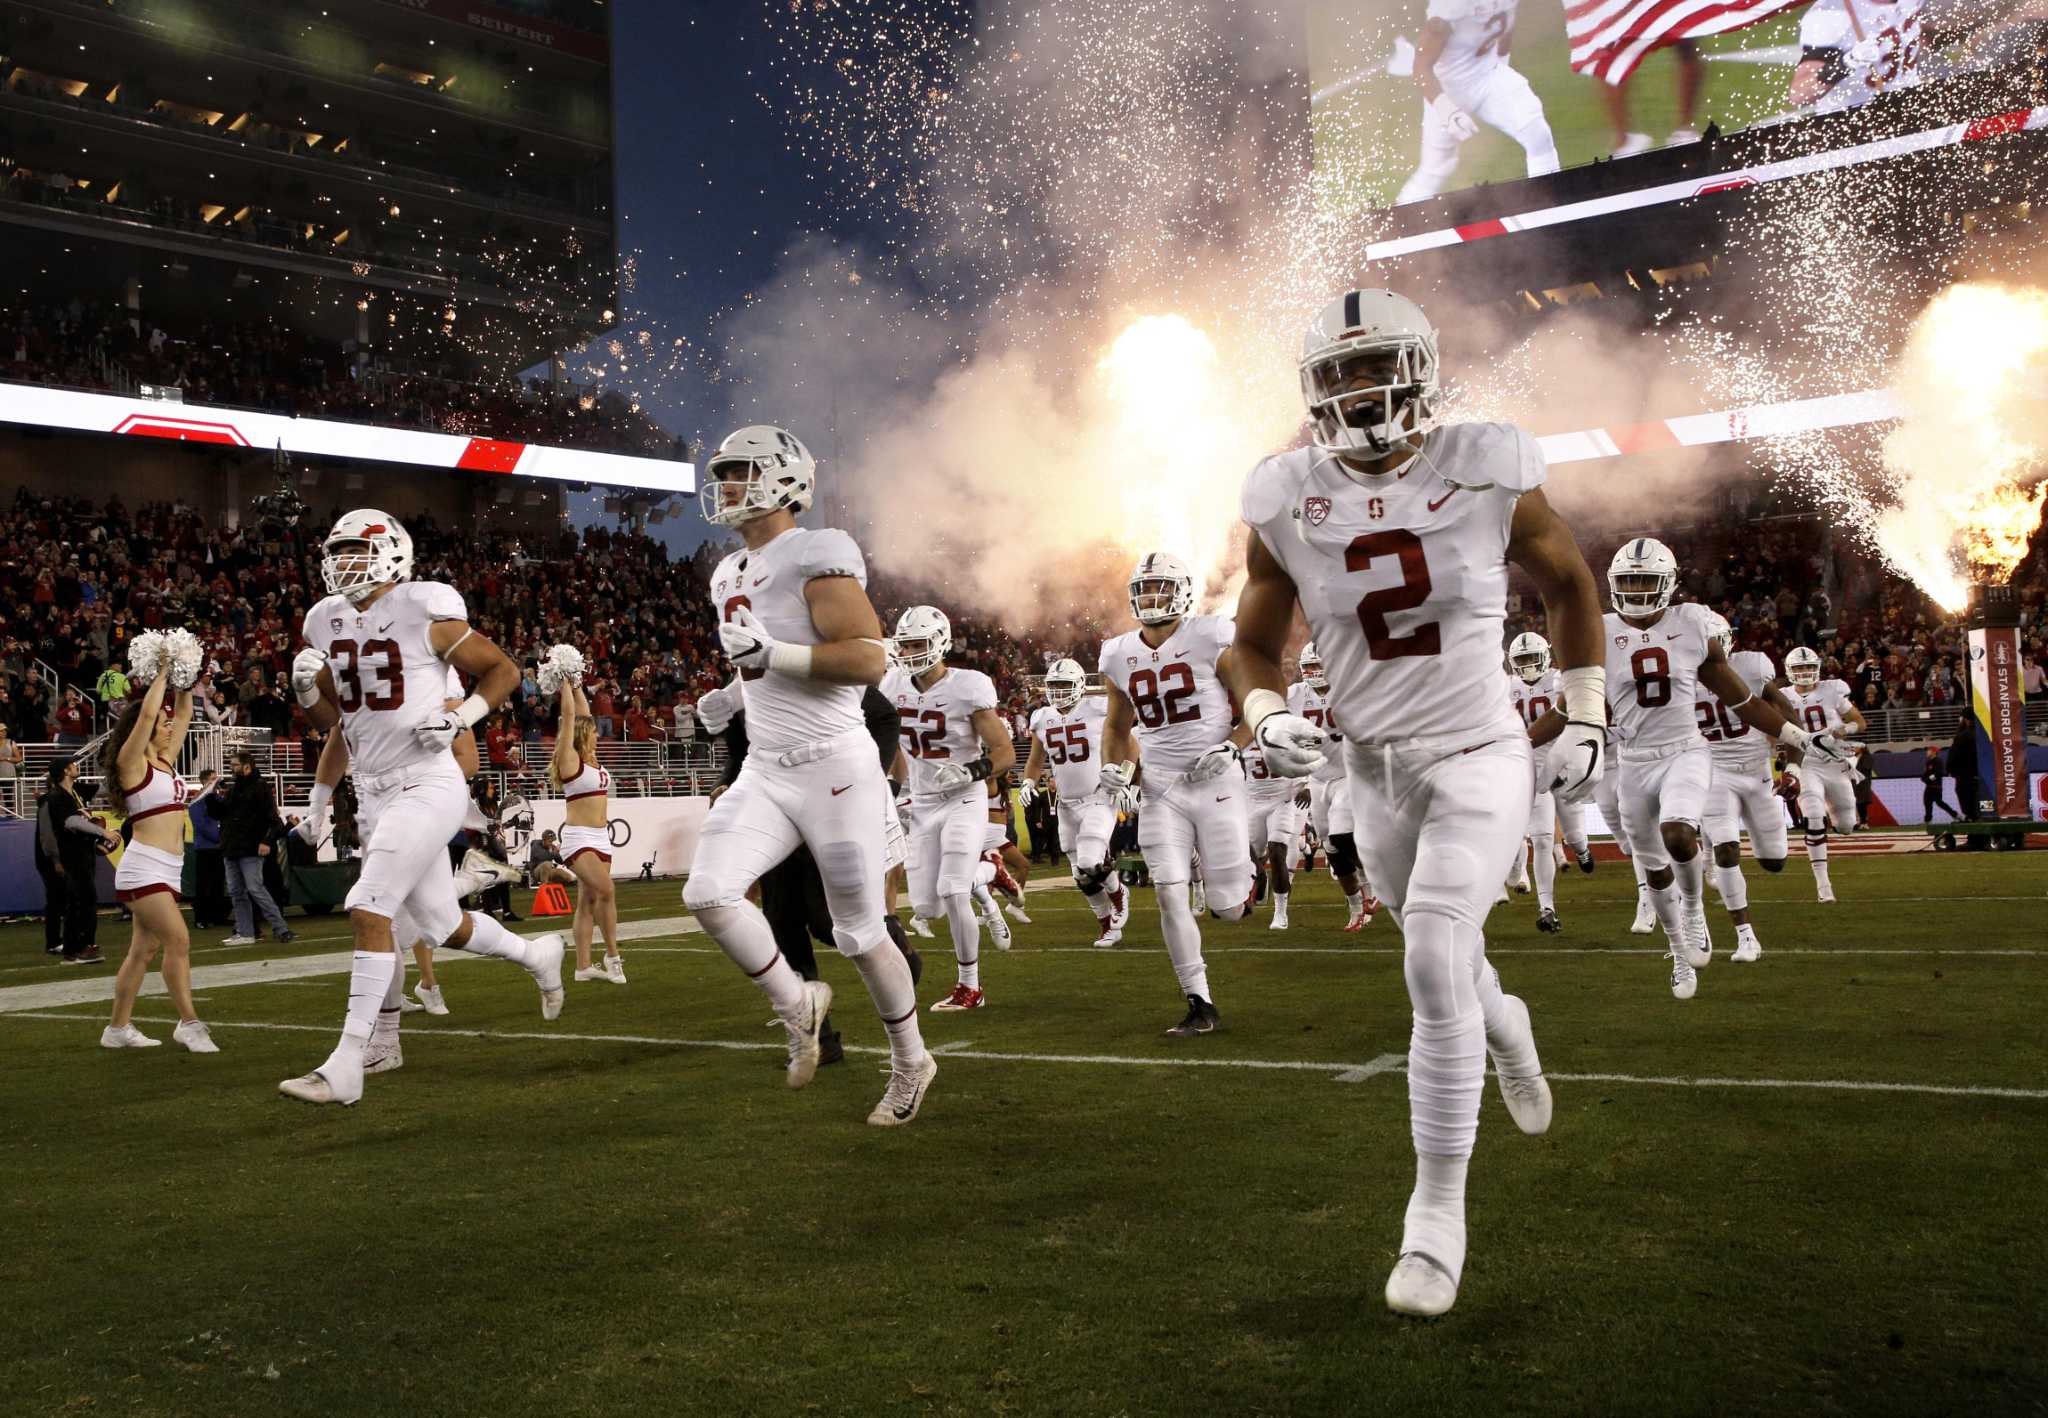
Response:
[455, 693, 491, 729]
[1243, 687, 1286, 733]
[1560, 666, 1606, 725]
[767, 642, 815, 678]
[307, 783, 333, 818]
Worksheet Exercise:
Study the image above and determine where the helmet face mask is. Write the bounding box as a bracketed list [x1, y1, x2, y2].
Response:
[1128, 553, 1194, 626]
[321, 510, 413, 605]
[1297, 642, 1327, 691]
[1786, 647, 1822, 689]
[1508, 631, 1551, 684]
[699, 425, 816, 528]
[1607, 538, 1679, 618]
[1044, 658, 1086, 714]
[1300, 289, 1439, 464]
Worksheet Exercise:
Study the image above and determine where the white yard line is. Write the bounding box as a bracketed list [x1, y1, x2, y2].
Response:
[7, 1010, 2044, 1100]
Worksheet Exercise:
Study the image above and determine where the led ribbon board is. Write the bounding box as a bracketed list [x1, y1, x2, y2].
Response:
[0, 383, 693, 493]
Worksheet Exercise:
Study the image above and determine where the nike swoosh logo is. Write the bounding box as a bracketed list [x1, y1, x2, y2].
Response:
[1426, 488, 1458, 512]
[1666, 633, 1683, 640]
[1216, 795, 1231, 803]
[831, 785, 851, 796]
[377, 623, 393, 634]
[753, 577, 769, 587]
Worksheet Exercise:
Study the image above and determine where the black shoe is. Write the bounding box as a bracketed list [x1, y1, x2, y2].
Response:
[501, 911, 522, 923]
[276, 929, 298, 943]
[1574, 846, 1595, 874]
[818, 1027, 845, 1068]
[1164, 993, 1220, 1037]
[61, 949, 104, 966]
[1536, 908, 1561, 934]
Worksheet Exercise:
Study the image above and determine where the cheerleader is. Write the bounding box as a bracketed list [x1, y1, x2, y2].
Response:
[544, 652, 622, 984]
[101, 630, 215, 1052]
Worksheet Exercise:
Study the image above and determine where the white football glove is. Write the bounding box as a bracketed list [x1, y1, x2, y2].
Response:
[1254, 712, 1327, 778]
[1430, 94, 1479, 141]
[1846, 34, 1887, 68]
[1019, 778, 1042, 808]
[1548, 720, 1606, 803]
[1185, 742, 1241, 783]
[719, 605, 779, 672]
[1779, 721, 1851, 766]
[1099, 759, 1136, 796]
[126, 630, 167, 686]
[694, 685, 737, 736]
[414, 710, 464, 753]
[293, 813, 324, 846]
[291, 647, 329, 708]
[163, 628, 204, 690]
[928, 762, 976, 793]
[1111, 783, 1140, 817]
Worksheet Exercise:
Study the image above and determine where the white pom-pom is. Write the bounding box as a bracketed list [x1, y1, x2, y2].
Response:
[127, 631, 167, 686]
[549, 643, 586, 686]
[536, 660, 563, 695]
[163, 629, 205, 690]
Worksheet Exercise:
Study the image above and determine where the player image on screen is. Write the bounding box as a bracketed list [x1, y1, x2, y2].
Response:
[1396, 0, 1560, 203]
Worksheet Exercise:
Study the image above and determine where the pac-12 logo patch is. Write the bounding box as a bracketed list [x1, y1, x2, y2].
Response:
[330, 618, 344, 633]
[1304, 496, 1332, 526]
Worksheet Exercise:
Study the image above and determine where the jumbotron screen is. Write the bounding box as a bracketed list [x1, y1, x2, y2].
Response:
[1307, 0, 2029, 211]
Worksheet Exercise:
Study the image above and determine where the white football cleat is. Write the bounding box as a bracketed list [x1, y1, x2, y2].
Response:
[775, 979, 833, 1090]
[1268, 906, 1289, 931]
[907, 915, 935, 939]
[1816, 885, 1836, 904]
[1629, 889, 1657, 934]
[1004, 902, 1032, 925]
[604, 953, 627, 984]
[1667, 952, 1698, 1001]
[1091, 922, 1122, 949]
[527, 933, 567, 1020]
[100, 1023, 161, 1050]
[279, 1050, 364, 1106]
[867, 1051, 937, 1127]
[1676, 907, 1712, 968]
[172, 1019, 220, 1055]
[1385, 1253, 1459, 1317]
[363, 1038, 403, 1074]
[983, 905, 1012, 951]
[221, 935, 257, 946]
[1488, 995, 1552, 1137]
[1731, 930, 1762, 963]
[415, 984, 448, 1016]
[461, 847, 526, 889]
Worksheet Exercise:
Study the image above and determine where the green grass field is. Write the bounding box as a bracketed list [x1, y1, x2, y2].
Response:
[1309, 2, 1809, 213]
[3, 847, 2044, 1416]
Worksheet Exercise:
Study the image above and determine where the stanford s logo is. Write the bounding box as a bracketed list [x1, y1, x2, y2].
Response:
[1367, 496, 1385, 521]
[1304, 496, 1332, 526]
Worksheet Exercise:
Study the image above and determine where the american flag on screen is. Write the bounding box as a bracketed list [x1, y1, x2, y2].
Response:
[1565, 0, 1812, 85]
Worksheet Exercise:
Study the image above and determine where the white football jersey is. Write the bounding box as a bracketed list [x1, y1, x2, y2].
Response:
[301, 580, 468, 778]
[1786, 678, 1857, 737]
[1286, 680, 1350, 786]
[1426, 0, 1520, 88]
[1098, 614, 1236, 779]
[880, 664, 998, 798]
[707, 525, 869, 756]
[1240, 740, 1297, 801]
[1028, 696, 1109, 803]
[1241, 423, 1544, 746]
[1700, 648, 1776, 770]
[1603, 602, 1717, 757]
[1800, 0, 1924, 114]
[1507, 668, 1560, 733]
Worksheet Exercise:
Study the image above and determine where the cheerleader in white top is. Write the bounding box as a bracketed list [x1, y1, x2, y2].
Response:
[101, 630, 214, 1053]
[544, 648, 623, 985]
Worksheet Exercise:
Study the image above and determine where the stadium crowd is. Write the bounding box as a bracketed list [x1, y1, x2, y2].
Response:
[4, 486, 2045, 765]
[1, 297, 683, 458]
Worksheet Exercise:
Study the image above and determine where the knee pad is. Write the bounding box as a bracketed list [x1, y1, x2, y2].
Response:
[831, 921, 887, 958]
[812, 839, 872, 899]
[1157, 884, 1195, 928]
[1327, 831, 1361, 878]
[683, 872, 744, 912]
[1073, 861, 1111, 895]
[1401, 909, 1475, 1021]
[1758, 857, 1786, 873]
[1405, 842, 1483, 925]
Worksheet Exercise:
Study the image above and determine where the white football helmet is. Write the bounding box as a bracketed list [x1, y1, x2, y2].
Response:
[1299, 288, 1440, 463]
[1044, 657, 1086, 714]
[1608, 537, 1678, 617]
[1508, 631, 1551, 684]
[1128, 552, 1194, 626]
[891, 605, 952, 676]
[1297, 641, 1328, 691]
[322, 509, 414, 605]
[1702, 611, 1735, 660]
[1785, 645, 1822, 689]
[699, 424, 816, 527]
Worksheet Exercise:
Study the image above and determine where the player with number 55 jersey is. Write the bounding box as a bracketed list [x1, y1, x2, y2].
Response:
[1021, 662, 1128, 947]
[1230, 288, 1615, 1320]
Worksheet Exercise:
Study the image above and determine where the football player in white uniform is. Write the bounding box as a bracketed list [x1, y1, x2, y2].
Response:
[1593, 723, 1658, 932]
[281, 510, 549, 1106]
[1604, 538, 1851, 1001]
[1791, 0, 1925, 115]
[1697, 613, 1798, 961]
[1287, 642, 1375, 929]
[1020, 659, 1130, 947]
[1099, 552, 1256, 1037]
[1504, 631, 1570, 933]
[683, 426, 937, 1126]
[881, 605, 1016, 1011]
[1781, 645, 1870, 904]
[1240, 737, 1301, 931]
[1232, 288, 1610, 1317]
[1398, 0, 1560, 204]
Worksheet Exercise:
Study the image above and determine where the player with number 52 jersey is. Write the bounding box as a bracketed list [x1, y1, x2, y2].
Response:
[1230, 288, 1616, 1319]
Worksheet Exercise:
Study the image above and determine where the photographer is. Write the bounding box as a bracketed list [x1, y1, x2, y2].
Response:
[220, 750, 296, 945]
[37, 757, 117, 963]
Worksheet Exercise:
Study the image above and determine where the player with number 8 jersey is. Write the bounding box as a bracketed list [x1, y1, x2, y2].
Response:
[1098, 552, 1255, 1039]
[1230, 289, 1616, 1319]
